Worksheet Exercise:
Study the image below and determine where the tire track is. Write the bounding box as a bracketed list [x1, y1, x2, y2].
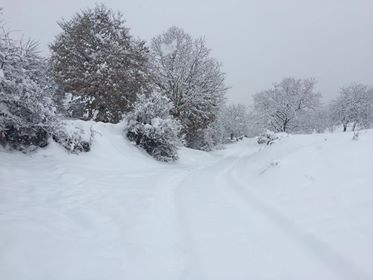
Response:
[223, 153, 371, 280]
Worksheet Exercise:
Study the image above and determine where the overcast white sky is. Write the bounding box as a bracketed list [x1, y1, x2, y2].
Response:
[1, 0, 372, 104]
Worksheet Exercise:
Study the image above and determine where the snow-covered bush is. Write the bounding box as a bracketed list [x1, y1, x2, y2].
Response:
[52, 121, 93, 153]
[0, 126, 49, 152]
[257, 130, 279, 145]
[0, 27, 58, 151]
[50, 4, 151, 123]
[126, 92, 181, 162]
[0, 24, 91, 154]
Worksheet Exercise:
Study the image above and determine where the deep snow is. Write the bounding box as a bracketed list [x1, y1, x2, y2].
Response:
[1, 122, 373, 280]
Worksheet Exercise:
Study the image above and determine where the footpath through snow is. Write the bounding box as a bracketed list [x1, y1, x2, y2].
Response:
[1, 122, 373, 280]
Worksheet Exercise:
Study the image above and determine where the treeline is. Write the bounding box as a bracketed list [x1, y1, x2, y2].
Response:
[1, 5, 372, 161]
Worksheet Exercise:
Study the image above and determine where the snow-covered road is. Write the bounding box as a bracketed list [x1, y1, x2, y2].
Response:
[175, 147, 370, 280]
[1, 123, 373, 280]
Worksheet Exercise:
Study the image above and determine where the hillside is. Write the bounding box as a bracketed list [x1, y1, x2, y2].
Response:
[1, 122, 373, 280]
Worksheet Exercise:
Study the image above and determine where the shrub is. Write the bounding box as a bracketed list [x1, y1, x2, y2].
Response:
[52, 121, 93, 153]
[126, 92, 181, 162]
[0, 28, 58, 151]
[257, 130, 279, 145]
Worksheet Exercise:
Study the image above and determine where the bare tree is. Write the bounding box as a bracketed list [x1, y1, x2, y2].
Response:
[330, 83, 373, 132]
[294, 107, 331, 134]
[253, 78, 320, 133]
[149, 26, 226, 149]
[221, 104, 250, 140]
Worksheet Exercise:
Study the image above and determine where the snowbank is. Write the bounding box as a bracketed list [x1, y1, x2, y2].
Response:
[1, 122, 373, 280]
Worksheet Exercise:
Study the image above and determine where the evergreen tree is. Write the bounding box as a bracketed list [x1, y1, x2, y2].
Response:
[50, 5, 151, 123]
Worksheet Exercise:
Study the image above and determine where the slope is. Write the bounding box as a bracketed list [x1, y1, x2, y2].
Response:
[0, 122, 372, 280]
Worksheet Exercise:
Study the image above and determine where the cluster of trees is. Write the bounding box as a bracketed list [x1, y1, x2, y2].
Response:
[252, 78, 373, 134]
[1, 5, 372, 161]
[0, 5, 228, 160]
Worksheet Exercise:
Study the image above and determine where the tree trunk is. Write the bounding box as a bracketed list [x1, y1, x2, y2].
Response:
[283, 120, 288, 133]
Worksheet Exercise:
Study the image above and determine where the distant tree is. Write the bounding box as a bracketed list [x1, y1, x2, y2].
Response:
[50, 4, 151, 123]
[200, 118, 225, 151]
[253, 78, 320, 133]
[194, 104, 251, 151]
[149, 26, 226, 149]
[0, 28, 57, 151]
[294, 107, 331, 134]
[126, 92, 181, 162]
[221, 104, 250, 140]
[330, 83, 373, 131]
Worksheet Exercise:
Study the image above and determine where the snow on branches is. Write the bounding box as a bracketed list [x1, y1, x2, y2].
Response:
[253, 78, 320, 133]
[50, 4, 151, 123]
[149, 26, 226, 149]
[330, 83, 373, 132]
[0, 28, 57, 151]
[126, 92, 181, 162]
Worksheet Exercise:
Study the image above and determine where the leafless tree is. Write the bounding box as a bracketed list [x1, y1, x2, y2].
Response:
[253, 78, 320, 133]
[149, 26, 226, 149]
[330, 83, 373, 131]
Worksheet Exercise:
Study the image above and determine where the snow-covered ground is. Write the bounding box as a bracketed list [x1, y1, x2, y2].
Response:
[1, 122, 373, 280]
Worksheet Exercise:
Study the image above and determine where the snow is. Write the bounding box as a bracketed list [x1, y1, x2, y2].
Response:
[160, 40, 177, 56]
[1, 122, 373, 280]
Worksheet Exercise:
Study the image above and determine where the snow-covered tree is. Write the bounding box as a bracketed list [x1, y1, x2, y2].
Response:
[126, 92, 181, 162]
[149, 26, 226, 149]
[0, 28, 57, 151]
[201, 119, 225, 151]
[330, 83, 373, 131]
[221, 104, 250, 140]
[253, 78, 320, 133]
[190, 104, 251, 151]
[293, 107, 331, 134]
[50, 4, 151, 123]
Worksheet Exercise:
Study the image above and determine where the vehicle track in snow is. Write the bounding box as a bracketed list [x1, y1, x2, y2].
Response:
[224, 152, 370, 280]
[2, 125, 373, 280]
[173, 145, 371, 280]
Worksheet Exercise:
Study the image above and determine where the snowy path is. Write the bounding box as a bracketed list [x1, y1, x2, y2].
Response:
[174, 147, 369, 280]
[1, 124, 373, 280]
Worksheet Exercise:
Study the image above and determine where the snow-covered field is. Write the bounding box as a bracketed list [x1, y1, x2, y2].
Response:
[1, 122, 373, 280]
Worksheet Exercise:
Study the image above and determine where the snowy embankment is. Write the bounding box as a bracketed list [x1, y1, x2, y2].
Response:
[1, 122, 373, 280]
